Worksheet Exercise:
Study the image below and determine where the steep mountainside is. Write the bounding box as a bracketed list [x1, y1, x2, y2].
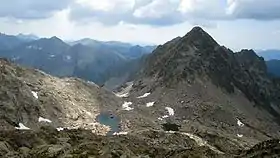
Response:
[134, 27, 280, 114]
[118, 27, 280, 146]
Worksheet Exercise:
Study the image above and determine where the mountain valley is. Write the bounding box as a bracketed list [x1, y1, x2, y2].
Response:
[0, 27, 280, 157]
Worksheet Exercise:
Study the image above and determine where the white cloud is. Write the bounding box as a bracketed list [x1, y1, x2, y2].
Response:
[178, 0, 225, 19]
[227, 0, 280, 20]
[69, 0, 135, 25]
[75, 0, 135, 12]
[133, 0, 179, 18]
[1, 0, 280, 26]
[0, 0, 72, 19]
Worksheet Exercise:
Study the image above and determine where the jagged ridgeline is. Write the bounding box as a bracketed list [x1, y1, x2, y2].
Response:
[134, 26, 280, 122]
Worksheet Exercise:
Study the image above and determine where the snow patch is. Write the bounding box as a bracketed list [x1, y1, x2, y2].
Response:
[15, 123, 30, 130]
[56, 127, 64, 131]
[158, 115, 169, 120]
[66, 55, 71, 60]
[158, 117, 163, 121]
[26, 45, 32, 49]
[146, 102, 155, 107]
[50, 55, 55, 58]
[85, 110, 92, 116]
[26, 45, 42, 50]
[122, 102, 133, 111]
[113, 131, 128, 135]
[38, 117, 52, 123]
[31, 91, 38, 99]
[165, 107, 174, 116]
[137, 93, 151, 98]
[116, 93, 129, 98]
[237, 119, 244, 127]
[237, 134, 243, 138]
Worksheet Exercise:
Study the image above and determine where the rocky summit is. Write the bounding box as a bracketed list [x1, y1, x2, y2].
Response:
[0, 27, 280, 158]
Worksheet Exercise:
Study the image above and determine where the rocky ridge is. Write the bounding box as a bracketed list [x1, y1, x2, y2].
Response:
[121, 27, 280, 147]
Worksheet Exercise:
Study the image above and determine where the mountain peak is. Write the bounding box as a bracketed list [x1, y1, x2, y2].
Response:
[190, 26, 205, 33]
[181, 26, 218, 48]
[50, 36, 62, 41]
[187, 26, 208, 37]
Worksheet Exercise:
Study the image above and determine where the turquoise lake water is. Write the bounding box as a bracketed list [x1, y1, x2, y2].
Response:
[96, 113, 120, 135]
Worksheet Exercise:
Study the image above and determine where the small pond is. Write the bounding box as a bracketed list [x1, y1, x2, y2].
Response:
[96, 112, 121, 135]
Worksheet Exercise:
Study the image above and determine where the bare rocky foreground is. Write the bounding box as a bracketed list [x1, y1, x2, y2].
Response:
[0, 127, 280, 158]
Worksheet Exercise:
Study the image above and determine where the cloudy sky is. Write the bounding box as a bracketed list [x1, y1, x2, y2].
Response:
[0, 0, 280, 50]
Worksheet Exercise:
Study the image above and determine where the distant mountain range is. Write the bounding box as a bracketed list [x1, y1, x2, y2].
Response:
[0, 33, 155, 89]
[1, 32, 279, 90]
[257, 49, 280, 61]
[16, 33, 39, 41]
[256, 50, 280, 77]
[266, 59, 280, 77]
[69, 38, 156, 59]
